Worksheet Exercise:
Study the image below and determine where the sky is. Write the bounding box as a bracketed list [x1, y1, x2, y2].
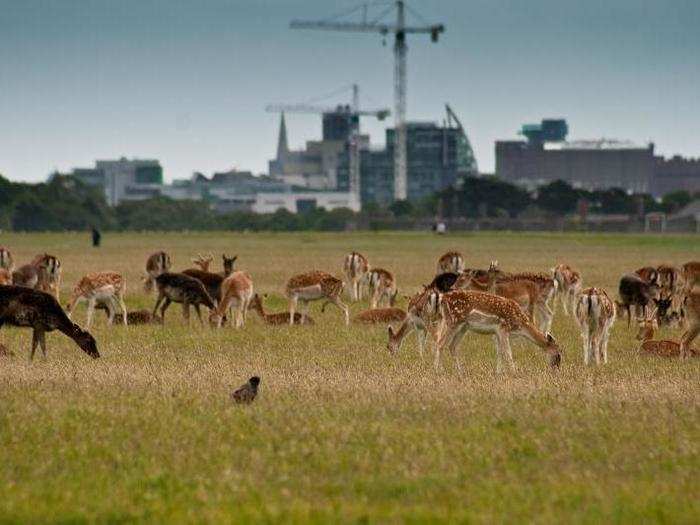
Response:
[1, 0, 698, 183]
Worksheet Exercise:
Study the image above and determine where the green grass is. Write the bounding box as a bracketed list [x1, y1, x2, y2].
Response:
[0, 231, 698, 523]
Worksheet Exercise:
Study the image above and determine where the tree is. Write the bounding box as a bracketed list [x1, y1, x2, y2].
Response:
[536, 180, 580, 216]
[662, 190, 693, 214]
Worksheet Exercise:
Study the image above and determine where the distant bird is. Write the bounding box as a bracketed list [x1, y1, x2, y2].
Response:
[231, 376, 260, 404]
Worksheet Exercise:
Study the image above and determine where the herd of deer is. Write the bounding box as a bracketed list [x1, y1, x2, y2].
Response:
[0, 244, 698, 370]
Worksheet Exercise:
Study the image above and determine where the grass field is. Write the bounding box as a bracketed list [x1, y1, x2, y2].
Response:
[0, 231, 698, 523]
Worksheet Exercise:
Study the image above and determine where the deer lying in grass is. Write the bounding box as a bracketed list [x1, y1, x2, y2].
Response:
[636, 307, 698, 357]
[152, 272, 215, 324]
[354, 307, 406, 324]
[144, 251, 171, 293]
[248, 293, 313, 325]
[574, 287, 616, 365]
[66, 271, 128, 328]
[95, 304, 162, 325]
[552, 263, 582, 316]
[343, 251, 370, 301]
[436, 251, 464, 274]
[286, 271, 348, 326]
[387, 286, 442, 359]
[0, 286, 98, 360]
[368, 268, 397, 309]
[435, 289, 562, 372]
[12, 254, 62, 300]
[209, 271, 254, 328]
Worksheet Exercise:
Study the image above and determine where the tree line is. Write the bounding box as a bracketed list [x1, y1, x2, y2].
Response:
[0, 173, 696, 232]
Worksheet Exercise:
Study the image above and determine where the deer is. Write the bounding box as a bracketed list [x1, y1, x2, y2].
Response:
[209, 271, 254, 328]
[248, 293, 314, 325]
[367, 268, 398, 309]
[574, 287, 616, 365]
[460, 262, 554, 333]
[552, 263, 582, 316]
[680, 290, 700, 359]
[682, 261, 700, 291]
[343, 251, 370, 301]
[354, 307, 406, 324]
[144, 251, 172, 293]
[0, 285, 99, 360]
[12, 254, 62, 300]
[0, 247, 14, 272]
[66, 271, 128, 328]
[286, 271, 348, 326]
[387, 285, 443, 359]
[635, 266, 659, 285]
[95, 304, 162, 325]
[636, 307, 697, 357]
[152, 272, 216, 324]
[0, 269, 12, 286]
[436, 251, 464, 275]
[435, 289, 562, 373]
[617, 273, 661, 327]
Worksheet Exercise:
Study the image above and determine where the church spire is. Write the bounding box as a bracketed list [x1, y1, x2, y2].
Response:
[276, 112, 289, 160]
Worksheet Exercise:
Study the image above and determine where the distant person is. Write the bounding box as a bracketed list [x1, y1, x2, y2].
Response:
[91, 227, 101, 248]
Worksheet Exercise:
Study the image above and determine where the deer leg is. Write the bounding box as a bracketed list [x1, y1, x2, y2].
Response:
[601, 326, 611, 364]
[86, 297, 97, 329]
[194, 304, 203, 325]
[30, 330, 39, 361]
[152, 292, 165, 318]
[498, 329, 515, 372]
[160, 298, 171, 320]
[416, 327, 426, 361]
[582, 329, 591, 366]
[118, 293, 128, 326]
[449, 325, 467, 373]
[370, 288, 379, 309]
[38, 330, 47, 359]
[561, 289, 570, 316]
[289, 295, 298, 326]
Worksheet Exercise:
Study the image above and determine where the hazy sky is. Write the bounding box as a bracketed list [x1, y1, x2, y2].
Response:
[2, 0, 698, 183]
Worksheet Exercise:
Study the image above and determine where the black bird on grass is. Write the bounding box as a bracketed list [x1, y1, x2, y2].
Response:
[231, 376, 260, 404]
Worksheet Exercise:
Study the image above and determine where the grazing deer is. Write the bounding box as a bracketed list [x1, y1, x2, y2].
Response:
[0, 286, 99, 360]
[436, 251, 464, 275]
[461, 262, 554, 333]
[0, 269, 12, 286]
[682, 261, 700, 291]
[0, 247, 14, 272]
[617, 274, 661, 326]
[368, 268, 397, 309]
[636, 307, 697, 357]
[152, 272, 216, 324]
[66, 271, 128, 328]
[343, 251, 370, 301]
[248, 293, 313, 325]
[435, 289, 562, 372]
[680, 291, 700, 359]
[286, 271, 348, 326]
[552, 263, 582, 316]
[574, 287, 616, 365]
[209, 271, 254, 328]
[144, 251, 172, 293]
[387, 286, 442, 359]
[354, 307, 406, 324]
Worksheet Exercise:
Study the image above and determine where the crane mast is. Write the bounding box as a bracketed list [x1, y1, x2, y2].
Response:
[290, 1, 444, 202]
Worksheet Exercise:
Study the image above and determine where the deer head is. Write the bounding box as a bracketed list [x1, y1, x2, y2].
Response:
[192, 253, 214, 272]
[222, 254, 238, 276]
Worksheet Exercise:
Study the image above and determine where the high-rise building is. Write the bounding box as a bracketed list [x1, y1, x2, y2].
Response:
[67, 158, 163, 205]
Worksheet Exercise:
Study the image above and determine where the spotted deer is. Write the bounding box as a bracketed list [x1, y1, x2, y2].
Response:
[12, 254, 62, 300]
[680, 290, 700, 359]
[209, 271, 254, 328]
[460, 262, 554, 332]
[343, 251, 370, 301]
[387, 286, 442, 359]
[435, 289, 562, 372]
[144, 251, 172, 293]
[368, 268, 397, 309]
[636, 307, 697, 357]
[0, 269, 12, 286]
[248, 293, 314, 325]
[286, 271, 348, 326]
[552, 263, 582, 316]
[0, 247, 14, 272]
[354, 307, 406, 324]
[436, 251, 464, 275]
[66, 271, 128, 328]
[574, 287, 616, 365]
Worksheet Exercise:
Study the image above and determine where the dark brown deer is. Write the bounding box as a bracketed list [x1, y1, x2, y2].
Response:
[152, 272, 216, 324]
[0, 286, 98, 360]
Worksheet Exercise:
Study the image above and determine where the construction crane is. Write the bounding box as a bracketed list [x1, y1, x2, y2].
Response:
[290, 1, 445, 201]
[265, 84, 390, 198]
[445, 104, 479, 175]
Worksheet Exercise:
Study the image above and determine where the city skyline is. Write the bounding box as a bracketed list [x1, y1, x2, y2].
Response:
[2, 0, 699, 183]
